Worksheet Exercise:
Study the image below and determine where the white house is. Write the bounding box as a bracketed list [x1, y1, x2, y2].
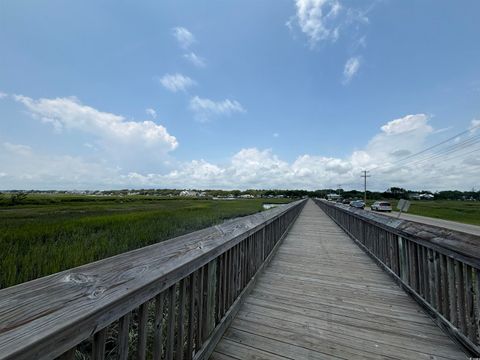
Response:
[179, 190, 198, 197]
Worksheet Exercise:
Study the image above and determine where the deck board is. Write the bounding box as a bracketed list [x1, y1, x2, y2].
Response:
[212, 200, 467, 359]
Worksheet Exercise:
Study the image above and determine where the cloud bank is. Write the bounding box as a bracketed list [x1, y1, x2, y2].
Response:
[1, 101, 478, 190]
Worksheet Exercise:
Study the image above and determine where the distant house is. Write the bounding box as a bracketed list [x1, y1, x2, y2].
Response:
[420, 194, 434, 200]
[326, 193, 341, 201]
[411, 193, 434, 200]
[239, 194, 254, 198]
[179, 190, 198, 197]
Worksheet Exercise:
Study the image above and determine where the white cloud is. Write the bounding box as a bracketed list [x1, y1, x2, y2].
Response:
[145, 108, 157, 119]
[183, 52, 206, 68]
[1, 142, 118, 189]
[189, 96, 245, 122]
[288, 0, 343, 47]
[3, 142, 32, 156]
[343, 56, 360, 83]
[159, 73, 196, 93]
[273, 132, 280, 138]
[172, 27, 195, 49]
[135, 113, 476, 190]
[3, 109, 478, 191]
[0, 92, 8, 99]
[380, 114, 432, 135]
[13, 95, 178, 172]
[288, 0, 374, 51]
[14, 95, 177, 150]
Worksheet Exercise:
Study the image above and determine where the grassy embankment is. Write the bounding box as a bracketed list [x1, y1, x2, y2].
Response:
[367, 199, 480, 226]
[0, 194, 290, 289]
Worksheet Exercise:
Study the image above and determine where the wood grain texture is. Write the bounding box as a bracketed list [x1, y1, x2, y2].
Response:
[212, 200, 467, 360]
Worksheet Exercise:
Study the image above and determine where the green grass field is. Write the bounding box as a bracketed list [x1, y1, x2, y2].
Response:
[0, 195, 291, 289]
[367, 199, 480, 226]
[403, 200, 480, 226]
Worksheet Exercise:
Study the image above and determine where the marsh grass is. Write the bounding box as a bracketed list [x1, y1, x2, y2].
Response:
[0, 196, 290, 289]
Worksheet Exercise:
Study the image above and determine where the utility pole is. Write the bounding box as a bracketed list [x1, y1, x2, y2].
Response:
[361, 170, 370, 205]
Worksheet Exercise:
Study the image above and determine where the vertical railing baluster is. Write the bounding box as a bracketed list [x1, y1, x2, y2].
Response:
[474, 268, 480, 346]
[423, 247, 430, 303]
[428, 249, 437, 309]
[456, 260, 466, 334]
[136, 302, 149, 360]
[118, 312, 131, 360]
[222, 251, 228, 315]
[166, 285, 176, 360]
[153, 292, 165, 360]
[447, 256, 458, 327]
[215, 255, 222, 323]
[177, 278, 187, 359]
[187, 272, 196, 360]
[92, 328, 106, 360]
[196, 267, 204, 350]
[414, 243, 421, 293]
[440, 254, 449, 319]
[228, 248, 233, 307]
[465, 265, 474, 341]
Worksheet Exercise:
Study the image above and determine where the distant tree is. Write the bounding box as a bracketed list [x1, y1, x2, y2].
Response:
[9, 192, 28, 205]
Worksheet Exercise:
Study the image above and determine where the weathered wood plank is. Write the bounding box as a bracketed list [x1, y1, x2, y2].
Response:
[213, 200, 468, 360]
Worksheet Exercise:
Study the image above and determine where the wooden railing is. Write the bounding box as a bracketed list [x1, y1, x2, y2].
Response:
[0, 199, 306, 360]
[314, 199, 480, 357]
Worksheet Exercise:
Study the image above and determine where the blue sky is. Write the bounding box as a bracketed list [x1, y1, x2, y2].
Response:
[1, 0, 479, 190]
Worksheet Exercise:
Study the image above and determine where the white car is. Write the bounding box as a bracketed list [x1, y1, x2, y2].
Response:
[371, 201, 392, 212]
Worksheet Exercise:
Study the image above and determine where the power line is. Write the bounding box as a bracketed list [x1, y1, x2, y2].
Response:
[375, 124, 480, 170]
[372, 124, 480, 173]
[381, 123, 480, 168]
[379, 134, 480, 171]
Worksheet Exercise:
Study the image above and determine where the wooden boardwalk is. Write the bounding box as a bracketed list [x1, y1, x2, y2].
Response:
[211, 200, 467, 360]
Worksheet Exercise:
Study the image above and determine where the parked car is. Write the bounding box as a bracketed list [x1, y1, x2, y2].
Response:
[371, 201, 392, 212]
[349, 200, 365, 209]
[342, 198, 351, 204]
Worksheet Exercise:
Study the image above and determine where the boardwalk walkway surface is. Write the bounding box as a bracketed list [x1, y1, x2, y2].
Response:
[211, 200, 467, 360]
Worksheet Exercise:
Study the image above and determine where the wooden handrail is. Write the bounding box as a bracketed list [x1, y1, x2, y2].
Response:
[0, 199, 306, 360]
[314, 199, 480, 357]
